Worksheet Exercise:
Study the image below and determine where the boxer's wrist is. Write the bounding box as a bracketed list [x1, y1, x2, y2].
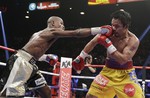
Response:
[38, 54, 47, 62]
[91, 25, 112, 36]
[38, 54, 58, 63]
[107, 44, 117, 54]
[79, 51, 89, 59]
[91, 27, 102, 35]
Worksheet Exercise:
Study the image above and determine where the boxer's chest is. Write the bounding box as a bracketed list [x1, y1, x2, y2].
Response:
[111, 36, 129, 53]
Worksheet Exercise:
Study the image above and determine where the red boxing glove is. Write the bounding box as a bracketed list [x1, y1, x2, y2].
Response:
[98, 35, 117, 54]
[72, 56, 85, 71]
[91, 25, 113, 37]
[100, 25, 113, 37]
[46, 54, 58, 66]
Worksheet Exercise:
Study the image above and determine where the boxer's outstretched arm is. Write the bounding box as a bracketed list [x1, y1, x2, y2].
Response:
[51, 25, 113, 38]
[82, 34, 99, 53]
[52, 28, 91, 37]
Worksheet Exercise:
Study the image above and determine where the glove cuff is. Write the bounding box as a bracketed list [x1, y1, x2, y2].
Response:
[107, 44, 117, 54]
[79, 51, 89, 59]
[91, 27, 102, 35]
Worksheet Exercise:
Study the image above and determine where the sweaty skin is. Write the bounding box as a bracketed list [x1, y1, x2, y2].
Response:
[81, 18, 139, 65]
[71, 10, 143, 98]
[79, 19, 140, 98]
[23, 16, 91, 60]
[0, 16, 93, 97]
[108, 18, 139, 64]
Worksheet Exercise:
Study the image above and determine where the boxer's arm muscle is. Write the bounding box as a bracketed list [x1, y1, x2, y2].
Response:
[83, 35, 99, 53]
[111, 38, 139, 64]
[51, 28, 91, 37]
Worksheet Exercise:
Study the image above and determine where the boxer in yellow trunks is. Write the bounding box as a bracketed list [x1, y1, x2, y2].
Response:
[72, 10, 144, 98]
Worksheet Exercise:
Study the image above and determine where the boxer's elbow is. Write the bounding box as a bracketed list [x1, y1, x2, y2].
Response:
[118, 57, 131, 65]
[112, 52, 132, 65]
[74, 29, 91, 37]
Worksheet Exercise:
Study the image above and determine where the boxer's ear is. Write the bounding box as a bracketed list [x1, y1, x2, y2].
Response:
[51, 21, 55, 27]
[49, 21, 55, 27]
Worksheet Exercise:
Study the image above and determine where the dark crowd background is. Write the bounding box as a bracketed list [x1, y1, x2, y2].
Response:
[0, 0, 150, 95]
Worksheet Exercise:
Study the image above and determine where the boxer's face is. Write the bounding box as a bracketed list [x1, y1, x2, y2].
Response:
[48, 18, 65, 30]
[111, 18, 126, 37]
[53, 19, 65, 30]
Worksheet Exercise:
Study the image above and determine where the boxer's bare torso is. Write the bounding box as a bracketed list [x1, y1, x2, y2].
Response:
[22, 16, 91, 60]
[23, 28, 58, 60]
[108, 30, 139, 61]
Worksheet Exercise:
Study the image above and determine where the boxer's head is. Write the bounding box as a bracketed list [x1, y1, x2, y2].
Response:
[111, 10, 131, 36]
[47, 16, 65, 30]
[85, 55, 92, 64]
[111, 9, 131, 28]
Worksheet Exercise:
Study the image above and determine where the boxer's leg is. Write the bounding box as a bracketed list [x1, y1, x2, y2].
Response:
[36, 84, 51, 98]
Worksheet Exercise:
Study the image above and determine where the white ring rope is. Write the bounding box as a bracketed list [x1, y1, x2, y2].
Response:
[40, 70, 150, 82]
[0, 62, 150, 82]
[40, 70, 95, 79]
[0, 62, 6, 66]
[1, 61, 150, 95]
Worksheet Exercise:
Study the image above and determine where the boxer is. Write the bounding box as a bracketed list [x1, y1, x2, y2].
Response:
[72, 10, 144, 98]
[0, 16, 112, 98]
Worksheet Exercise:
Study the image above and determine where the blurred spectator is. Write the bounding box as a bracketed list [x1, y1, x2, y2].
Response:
[75, 55, 96, 98]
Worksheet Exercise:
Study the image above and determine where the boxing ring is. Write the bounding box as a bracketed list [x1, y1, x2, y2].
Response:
[0, 45, 150, 98]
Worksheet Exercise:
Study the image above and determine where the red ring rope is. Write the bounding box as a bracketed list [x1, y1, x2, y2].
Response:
[0, 45, 15, 52]
[0, 45, 150, 69]
[85, 65, 150, 69]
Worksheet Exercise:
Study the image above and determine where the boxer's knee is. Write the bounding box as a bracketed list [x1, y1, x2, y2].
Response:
[36, 85, 51, 98]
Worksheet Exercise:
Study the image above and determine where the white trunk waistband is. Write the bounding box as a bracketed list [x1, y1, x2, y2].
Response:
[16, 49, 36, 64]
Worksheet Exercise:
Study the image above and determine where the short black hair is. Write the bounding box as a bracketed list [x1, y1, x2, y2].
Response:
[111, 10, 131, 28]
[84, 55, 92, 63]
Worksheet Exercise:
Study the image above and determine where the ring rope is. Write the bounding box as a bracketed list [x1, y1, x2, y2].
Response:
[0, 45, 15, 52]
[40, 70, 150, 82]
[0, 61, 150, 95]
[0, 61, 150, 81]
[85, 65, 150, 69]
[0, 61, 150, 69]
[40, 70, 95, 79]
[0, 62, 6, 66]
[49, 85, 88, 91]
[0, 45, 150, 69]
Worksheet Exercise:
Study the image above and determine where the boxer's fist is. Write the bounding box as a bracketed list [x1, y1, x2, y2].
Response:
[72, 56, 85, 71]
[100, 25, 113, 37]
[91, 25, 113, 37]
[45, 54, 58, 66]
[98, 35, 112, 48]
[98, 35, 117, 54]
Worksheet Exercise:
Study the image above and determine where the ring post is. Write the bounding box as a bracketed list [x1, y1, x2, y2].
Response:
[58, 57, 72, 98]
[0, 11, 9, 60]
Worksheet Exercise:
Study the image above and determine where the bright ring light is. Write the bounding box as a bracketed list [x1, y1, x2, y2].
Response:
[29, 3, 36, 11]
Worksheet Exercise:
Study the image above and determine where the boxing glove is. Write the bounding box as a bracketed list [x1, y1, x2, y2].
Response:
[72, 56, 84, 71]
[91, 25, 113, 37]
[46, 54, 58, 66]
[98, 35, 117, 54]
[39, 54, 58, 66]
[72, 51, 89, 71]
